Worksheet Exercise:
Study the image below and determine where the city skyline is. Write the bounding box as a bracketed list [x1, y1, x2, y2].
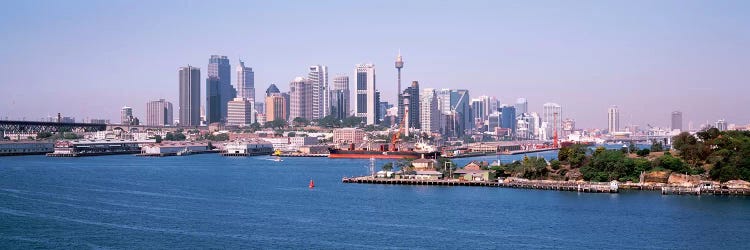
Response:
[1, 1, 749, 128]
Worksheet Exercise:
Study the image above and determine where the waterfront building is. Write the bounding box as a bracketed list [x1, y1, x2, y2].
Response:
[398, 81, 420, 129]
[265, 93, 288, 123]
[236, 60, 255, 102]
[333, 128, 365, 145]
[289, 77, 313, 121]
[206, 55, 236, 123]
[140, 142, 209, 156]
[263, 136, 318, 151]
[331, 75, 350, 119]
[48, 140, 149, 157]
[179, 66, 201, 126]
[608, 105, 620, 133]
[420, 88, 440, 133]
[671, 111, 683, 131]
[716, 119, 728, 131]
[120, 106, 133, 125]
[146, 99, 173, 126]
[227, 97, 255, 127]
[0, 141, 54, 156]
[542, 103, 562, 140]
[354, 64, 377, 125]
[308, 65, 329, 120]
[515, 98, 528, 115]
[222, 140, 274, 156]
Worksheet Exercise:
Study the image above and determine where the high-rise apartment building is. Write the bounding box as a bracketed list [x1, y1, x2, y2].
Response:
[227, 98, 254, 127]
[206, 55, 235, 124]
[715, 119, 728, 131]
[265, 93, 288, 123]
[289, 77, 313, 121]
[542, 103, 562, 140]
[308, 65, 329, 120]
[450, 89, 472, 135]
[236, 60, 255, 102]
[501, 105, 516, 134]
[179, 66, 201, 126]
[354, 64, 376, 125]
[331, 75, 350, 119]
[671, 111, 683, 131]
[120, 106, 133, 125]
[515, 98, 528, 115]
[146, 99, 173, 126]
[608, 105, 620, 133]
[420, 88, 440, 133]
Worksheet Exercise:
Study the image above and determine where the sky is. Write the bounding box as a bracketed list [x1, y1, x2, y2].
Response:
[1, 0, 748, 129]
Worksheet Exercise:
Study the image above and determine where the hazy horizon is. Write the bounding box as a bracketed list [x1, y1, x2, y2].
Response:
[1, 0, 748, 129]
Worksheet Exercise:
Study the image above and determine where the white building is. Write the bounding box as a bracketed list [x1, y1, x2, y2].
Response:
[146, 99, 173, 126]
[222, 140, 274, 156]
[236, 60, 255, 102]
[333, 128, 365, 145]
[308, 65, 329, 120]
[289, 77, 313, 121]
[515, 98, 528, 115]
[420, 88, 441, 133]
[140, 142, 209, 155]
[227, 98, 255, 127]
[263, 137, 318, 151]
[121, 106, 133, 124]
[608, 105, 620, 133]
[354, 64, 376, 125]
[542, 103, 562, 140]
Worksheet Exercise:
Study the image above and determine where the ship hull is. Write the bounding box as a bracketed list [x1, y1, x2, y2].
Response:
[328, 149, 439, 159]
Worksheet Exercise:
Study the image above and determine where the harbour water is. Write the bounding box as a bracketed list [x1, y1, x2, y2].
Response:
[1, 154, 749, 249]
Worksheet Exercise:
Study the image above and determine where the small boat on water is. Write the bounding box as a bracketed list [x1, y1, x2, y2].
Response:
[309, 179, 315, 189]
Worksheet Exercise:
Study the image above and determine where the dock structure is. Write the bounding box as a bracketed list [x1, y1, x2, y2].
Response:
[342, 177, 618, 193]
[661, 186, 750, 196]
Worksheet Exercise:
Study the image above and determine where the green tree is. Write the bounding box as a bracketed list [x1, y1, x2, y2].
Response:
[341, 117, 363, 127]
[650, 141, 664, 152]
[636, 148, 650, 157]
[318, 115, 341, 128]
[381, 162, 394, 171]
[36, 131, 53, 139]
[154, 135, 163, 143]
[550, 159, 561, 170]
[292, 117, 309, 127]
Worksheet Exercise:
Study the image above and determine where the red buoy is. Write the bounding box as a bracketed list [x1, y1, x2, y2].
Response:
[309, 179, 315, 189]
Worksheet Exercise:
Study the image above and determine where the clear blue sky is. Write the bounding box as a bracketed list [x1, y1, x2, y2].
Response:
[1, 0, 748, 129]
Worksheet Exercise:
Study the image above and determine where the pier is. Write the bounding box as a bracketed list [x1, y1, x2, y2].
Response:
[342, 177, 618, 193]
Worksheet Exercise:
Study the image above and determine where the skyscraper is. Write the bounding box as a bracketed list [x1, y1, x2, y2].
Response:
[715, 119, 728, 131]
[608, 105, 620, 133]
[515, 98, 528, 115]
[470, 96, 492, 121]
[206, 55, 235, 124]
[331, 75, 350, 120]
[500, 105, 516, 135]
[308, 65, 329, 120]
[236, 60, 255, 102]
[146, 99, 173, 126]
[265, 93, 288, 123]
[671, 111, 683, 131]
[542, 103, 562, 140]
[120, 106, 133, 125]
[179, 66, 201, 126]
[227, 98, 254, 127]
[266, 83, 280, 97]
[399, 81, 420, 129]
[289, 77, 313, 121]
[354, 64, 376, 125]
[450, 89, 472, 135]
[420, 88, 440, 133]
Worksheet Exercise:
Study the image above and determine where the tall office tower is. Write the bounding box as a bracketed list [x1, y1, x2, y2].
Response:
[265, 93, 288, 123]
[236, 60, 255, 102]
[542, 103, 562, 140]
[395, 52, 404, 122]
[282, 92, 291, 121]
[515, 98, 528, 115]
[398, 81, 420, 129]
[375, 91, 382, 124]
[289, 77, 313, 121]
[146, 99, 173, 126]
[331, 75, 350, 117]
[354, 64, 376, 125]
[437, 89, 452, 114]
[179, 66, 201, 126]
[501, 105, 517, 134]
[450, 89, 472, 135]
[470, 96, 492, 121]
[715, 119, 728, 131]
[120, 106, 133, 124]
[671, 111, 683, 131]
[206, 55, 235, 123]
[470, 98, 485, 121]
[266, 83, 280, 97]
[608, 105, 620, 133]
[489, 96, 499, 114]
[308, 65, 329, 120]
[254, 101, 265, 115]
[227, 98, 255, 127]
[420, 88, 440, 133]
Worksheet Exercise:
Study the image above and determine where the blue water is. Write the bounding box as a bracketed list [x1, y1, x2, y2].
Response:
[1, 154, 749, 249]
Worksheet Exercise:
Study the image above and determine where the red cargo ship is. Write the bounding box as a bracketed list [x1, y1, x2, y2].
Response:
[328, 144, 440, 159]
